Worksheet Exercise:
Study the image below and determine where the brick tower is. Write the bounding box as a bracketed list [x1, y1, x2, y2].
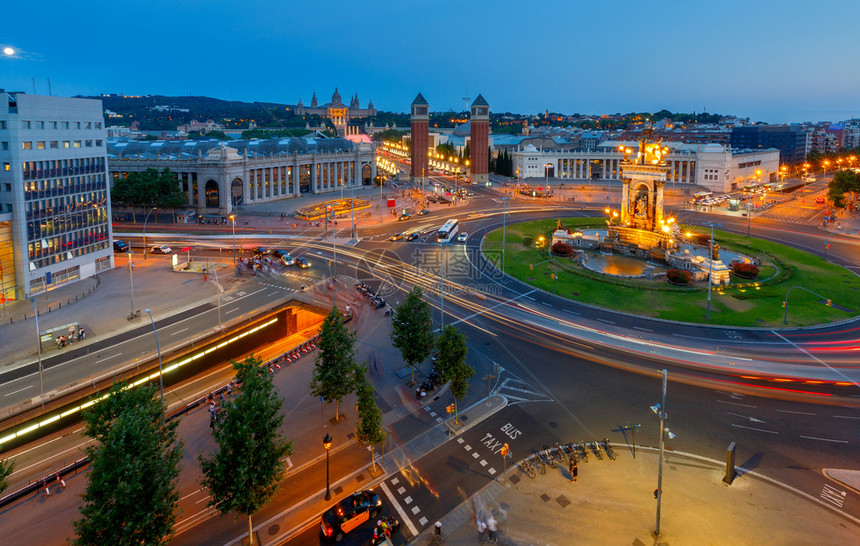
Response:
[470, 94, 489, 183]
[410, 93, 429, 183]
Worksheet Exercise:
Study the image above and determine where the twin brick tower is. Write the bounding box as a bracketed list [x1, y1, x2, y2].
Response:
[410, 93, 489, 184]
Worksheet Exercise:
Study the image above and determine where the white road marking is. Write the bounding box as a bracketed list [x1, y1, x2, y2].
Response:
[524, 296, 536, 301]
[731, 424, 778, 434]
[171, 328, 189, 336]
[404, 496, 412, 504]
[596, 318, 615, 325]
[5, 385, 33, 396]
[776, 409, 815, 416]
[224, 307, 240, 314]
[833, 415, 860, 420]
[727, 412, 766, 423]
[419, 516, 428, 526]
[820, 484, 847, 508]
[542, 302, 553, 307]
[716, 400, 757, 408]
[411, 506, 421, 515]
[632, 326, 653, 332]
[480, 460, 487, 467]
[561, 309, 580, 315]
[391, 477, 399, 486]
[435, 417, 443, 423]
[489, 468, 496, 475]
[98, 352, 123, 361]
[379, 481, 419, 537]
[195, 495, 211, 504]
[464, 445, 471, 451]
[457, 438, 464, 444]
[472, 452, 480, 459]
[800, 435, 848, 444]
[397, 486, 406, 495]
[180, 488, 206, 501]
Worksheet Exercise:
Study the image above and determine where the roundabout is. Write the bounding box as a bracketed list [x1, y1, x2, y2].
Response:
[483, 215, 859, 328]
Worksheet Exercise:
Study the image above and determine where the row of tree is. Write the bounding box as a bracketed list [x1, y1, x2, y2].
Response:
[492, 149, 514, 177]
[110, 167, 187, 218]
[828, 170, 860, 209]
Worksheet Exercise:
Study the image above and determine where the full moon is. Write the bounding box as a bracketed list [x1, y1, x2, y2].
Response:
[2, 47, 14, 56]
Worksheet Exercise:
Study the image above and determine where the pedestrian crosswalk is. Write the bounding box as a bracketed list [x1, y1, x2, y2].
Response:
[819, 483, 847, 508]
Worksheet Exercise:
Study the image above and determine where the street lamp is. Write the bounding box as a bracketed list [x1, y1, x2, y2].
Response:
[31, 299, 44, 407]
[229, 214, 236, 263]
[144, 309, 165, 406]
[501, 196, 511, 273]
[323, 433, 333, 500]
[127, 251, 136, 319]
[651, 369, 674, 537]
[702, 221, 721, 322]
[142, 207, 157, 260]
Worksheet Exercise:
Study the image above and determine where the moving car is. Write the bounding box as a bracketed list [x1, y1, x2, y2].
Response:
[252, 246, 270, 257]
[456, 232, 468, 243]
[272, 249, 294, 266]
[815, 197, 826, 204]
[150, 245, 172, 254]
[295, 257, 310, 269]
[389, 233, 403, 241]
[398, 213, 411, 221]
[406, 232, 419, 241]
[320, 490, 382, 542]
[113, 240, 129, 253]
[418, 208, 430, 216]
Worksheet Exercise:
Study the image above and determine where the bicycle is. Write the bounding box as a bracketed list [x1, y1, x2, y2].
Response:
[530, 453, 546, 474]
[127, 309, 141, 320]
[603, 438, 616, 461]
[576, 442, 589, 463]
[519, 458, 536, 479]
[591, 441, 604, 460]
[540, 446, 558, 469]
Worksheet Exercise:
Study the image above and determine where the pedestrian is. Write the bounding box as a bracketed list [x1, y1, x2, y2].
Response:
[226, 382, 233, 396]
[434, 521, 442, 540]
[477, 518, 487, 544]
[486, 517, 497, 543]
[570, 460, 578, 482]
[203, 267, 208, 282]
[78, 327, 85, 340]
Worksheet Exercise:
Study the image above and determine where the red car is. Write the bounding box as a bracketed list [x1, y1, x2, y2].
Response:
[815, 197, 826, 204]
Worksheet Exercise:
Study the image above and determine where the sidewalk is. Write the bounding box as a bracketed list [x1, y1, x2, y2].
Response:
[417, 447, 860, 545]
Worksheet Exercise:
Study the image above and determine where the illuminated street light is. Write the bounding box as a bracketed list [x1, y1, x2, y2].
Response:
[2, 47, 14, 56]
[323, 433, 333, 500]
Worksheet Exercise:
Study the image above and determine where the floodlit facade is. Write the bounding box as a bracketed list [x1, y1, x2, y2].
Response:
[0, 91, 113, 299]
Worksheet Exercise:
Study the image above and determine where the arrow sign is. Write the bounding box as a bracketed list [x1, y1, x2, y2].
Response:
[727, 412, 766, 424]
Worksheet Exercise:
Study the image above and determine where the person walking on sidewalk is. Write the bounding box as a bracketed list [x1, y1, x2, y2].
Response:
[486, 517, 498, 543]
[477, 518, 487, 544]
[570, 459, 578, 482]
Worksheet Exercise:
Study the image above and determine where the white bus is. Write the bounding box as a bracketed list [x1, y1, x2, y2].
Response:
[692, 191, 713, 202]
[437, 219, 459, 243]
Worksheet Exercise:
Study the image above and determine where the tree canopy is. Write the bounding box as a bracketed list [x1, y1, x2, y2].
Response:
[310, 308, 358, 420]
[111, 168, 186, 211]
[391, 286, 435, 384]
[73, 382, 182, 546]
[199, 355, 293, 545]
[828, 169, 860, 209]
[434, 325, 474, 424]
[0, 458, 14, 495]
[353, 365, 385, 470]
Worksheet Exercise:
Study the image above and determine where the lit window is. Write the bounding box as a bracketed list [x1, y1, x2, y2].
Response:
[3, 162, 9, 171]
[73, 141, 81, 148]
[23, 142, 32, 150]
[37, 141, 46, 149]
[63, 141, 70, 148]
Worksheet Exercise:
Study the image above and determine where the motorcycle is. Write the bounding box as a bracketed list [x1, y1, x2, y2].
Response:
[372, 516, 400, 544]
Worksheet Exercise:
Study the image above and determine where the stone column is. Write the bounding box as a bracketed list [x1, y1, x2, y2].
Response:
[293, 163, 301, 195]
[620, 180, 629, 223]
[656, 182, 664, 227]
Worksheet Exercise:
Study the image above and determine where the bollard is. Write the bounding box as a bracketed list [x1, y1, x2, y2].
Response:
[724, 441, 736, 485]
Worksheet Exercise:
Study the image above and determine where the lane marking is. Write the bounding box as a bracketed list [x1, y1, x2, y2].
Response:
[716, 400, 757, 408]
[171, 328, 189, 336]
[632, 326, 653, 332]
[731, 424, 778, 434]
[776, 409, 815, 416]
[224, 307, 240, 315]
[561, 309, 580, 315]
[833, 415, 860, 420]
[799, 435, 848, 444]
[5, 385, 33, 396]
[379, 481, 419, 537]
[195, 495, 211, 504]
[596, 318, 615, 325]
[180, 488, 206, 501]
[97, 353, 123, 361]
[397, 486, 406, 495]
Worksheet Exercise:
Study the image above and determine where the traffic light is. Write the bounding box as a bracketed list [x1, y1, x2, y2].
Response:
[500, 443, 509, 457]
[446, 403, 455, 414]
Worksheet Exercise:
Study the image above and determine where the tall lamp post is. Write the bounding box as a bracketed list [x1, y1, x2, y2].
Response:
[703, 222, 720, 322]
[651, 369, 674, 537]
[439, 242, 445, 328]
[323, 433, 333, 500]
[142, 207, 157, 260]
[501, 196, 511, 273]
[144, 309, 165, 405]
[229, 214, 236, 263]
[32, 299, 44, 407]
[128, 251, 135, 318]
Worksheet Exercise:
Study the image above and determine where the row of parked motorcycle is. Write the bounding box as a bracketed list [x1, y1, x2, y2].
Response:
[354, 282, 393, 313]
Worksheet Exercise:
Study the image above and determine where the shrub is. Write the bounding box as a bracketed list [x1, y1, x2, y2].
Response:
[522, 236, 533, 247]
[666, 268, 692, 285]
[732, 261, 759, 279]
[551, 241, 575, 257]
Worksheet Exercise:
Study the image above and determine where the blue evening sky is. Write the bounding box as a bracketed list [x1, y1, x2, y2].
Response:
[2, 0, 858, 123]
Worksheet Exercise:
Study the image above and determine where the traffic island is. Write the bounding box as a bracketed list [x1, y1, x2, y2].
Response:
[483, 217, 860, 327]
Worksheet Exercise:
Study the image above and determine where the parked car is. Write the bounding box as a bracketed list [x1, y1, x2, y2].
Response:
[113, 240, 129, 253]
[150, 245, 172, 254]
[389, 233, 403, 241]
[456, 232, 468, 243]
[815, 197, 826, 204]
[406, 232, 419, 241]
[320, 490, 382, 543]
[252, 246, 270, 256]
[295, 257, 310, 269]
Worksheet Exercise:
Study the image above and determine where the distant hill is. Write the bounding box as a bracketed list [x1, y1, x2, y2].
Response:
[80, 94, 323, 131]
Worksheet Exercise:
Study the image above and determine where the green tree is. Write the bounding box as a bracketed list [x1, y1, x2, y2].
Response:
[155, 168, 187, 222]
[353, 365, 385, 471]
[434, 325, 474, 425]
[829, 169, 859, 209]
[0, 458, 14, 495]
[73, 382, 182, 546]
[391, 286, 435, 385]
[310, 308, 358, 421]
[199, 355, 293, 546]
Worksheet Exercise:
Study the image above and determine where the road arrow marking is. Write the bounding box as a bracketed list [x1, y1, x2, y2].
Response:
[727, 412, 766, 423]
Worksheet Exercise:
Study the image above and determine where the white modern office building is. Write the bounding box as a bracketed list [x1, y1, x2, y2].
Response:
[512, 140, 780, 193]
[0, 91, 113, 300]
